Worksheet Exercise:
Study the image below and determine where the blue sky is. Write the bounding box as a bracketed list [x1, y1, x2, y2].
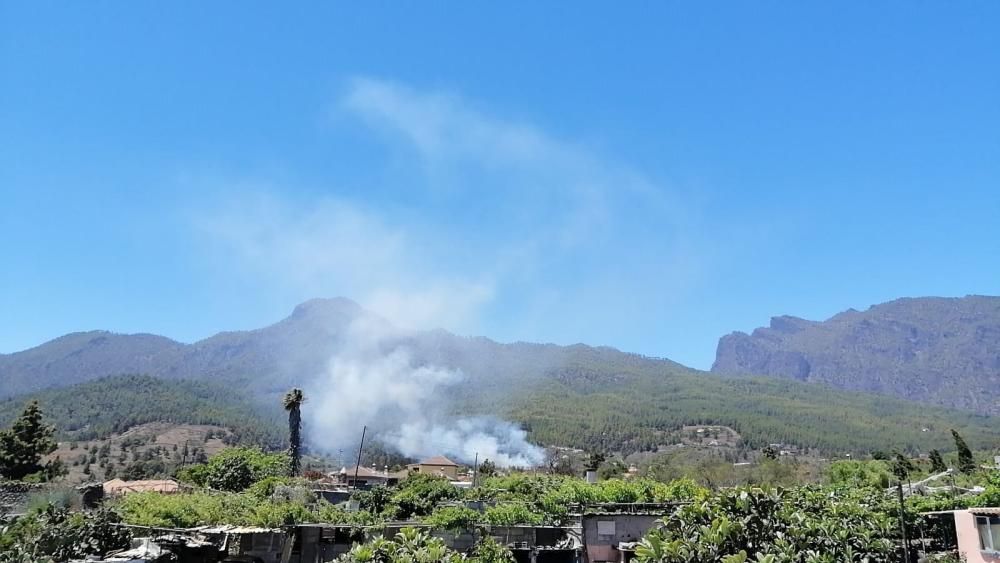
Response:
[1, 2, 998, 369]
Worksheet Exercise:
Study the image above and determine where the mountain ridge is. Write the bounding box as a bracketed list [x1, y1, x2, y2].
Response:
[712, 294, 1000, 414]
[0, 297, 683, 399]
[4, 297, 1000, 454]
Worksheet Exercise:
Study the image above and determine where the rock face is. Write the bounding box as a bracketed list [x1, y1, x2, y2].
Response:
[712, 296, 1000, 414]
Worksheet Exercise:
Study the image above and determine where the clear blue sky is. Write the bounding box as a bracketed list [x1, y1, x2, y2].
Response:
[2, 2, 998, 369]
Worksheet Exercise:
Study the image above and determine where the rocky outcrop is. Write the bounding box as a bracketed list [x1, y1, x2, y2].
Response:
[712, 296, 1000, 414]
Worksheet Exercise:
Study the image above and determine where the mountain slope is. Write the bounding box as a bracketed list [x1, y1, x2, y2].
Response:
[0, 374, 285, 448]
[712, 295, 1000, 414]
[0, 298, 367, 397]
[4, 297, 1000, 455]
[0, 298, 693, 399]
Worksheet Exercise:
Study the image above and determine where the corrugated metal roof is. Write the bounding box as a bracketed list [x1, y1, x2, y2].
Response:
[192, 524, 280, 534]
[971, 507, 1000, 515]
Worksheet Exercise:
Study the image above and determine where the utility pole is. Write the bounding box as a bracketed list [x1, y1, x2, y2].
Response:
[896, 481, 911, 562]
[473, 452, 479, 488]
[352, 426, 367, 492]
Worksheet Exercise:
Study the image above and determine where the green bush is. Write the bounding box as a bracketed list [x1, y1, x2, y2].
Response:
[176, 447, 289, 492]
[389, 474, 462, 519]
[0, 505, 130, 562]
[482, 502, 544, 526]
[635, 486, 895, 562]
[424, 505, 482, 530]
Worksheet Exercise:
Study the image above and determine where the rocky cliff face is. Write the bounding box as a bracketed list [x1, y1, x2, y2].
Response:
[712, 296, 1000, 414]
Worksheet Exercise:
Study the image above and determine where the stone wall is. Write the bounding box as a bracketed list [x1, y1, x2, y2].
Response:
[0, 481, 44, 514]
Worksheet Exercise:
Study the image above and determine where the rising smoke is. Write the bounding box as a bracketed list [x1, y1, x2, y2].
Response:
[305, 314, 545, 468]
[199, 77, 697, 468]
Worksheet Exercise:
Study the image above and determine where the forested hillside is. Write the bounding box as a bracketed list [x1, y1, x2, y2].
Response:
[508, 371, 1000, 454]
[4, 369, 1000, 459]
[4, 298, 1000, 457]
[0, 375, 285, 448]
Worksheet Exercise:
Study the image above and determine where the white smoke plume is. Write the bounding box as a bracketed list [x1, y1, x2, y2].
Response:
[388, 418, 543, 468]
[305, 314, 544, 467]
[196, 77, 702, 468]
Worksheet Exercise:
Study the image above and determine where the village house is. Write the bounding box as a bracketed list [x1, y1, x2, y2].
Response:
[406, 455, 461, 479]
[952, 507, 1000, 562]
[328, 466, 402, 489]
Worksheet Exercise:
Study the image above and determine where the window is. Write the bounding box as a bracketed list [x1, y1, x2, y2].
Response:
[597, 520, 616, 536]
[977, 515, 1000, 552]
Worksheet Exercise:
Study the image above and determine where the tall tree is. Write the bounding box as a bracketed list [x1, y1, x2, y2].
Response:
[283, 388, 305, 476]
[928, 449, 947, 473]
[0, 401, 57, 480]
[951, 429, 976, 474]
[891, 451, 915, 482]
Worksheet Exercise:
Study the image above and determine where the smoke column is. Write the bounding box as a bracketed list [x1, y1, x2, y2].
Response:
[305, 314, 544, 467]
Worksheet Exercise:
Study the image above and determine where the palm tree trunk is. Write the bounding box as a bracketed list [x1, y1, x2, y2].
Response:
[288, 405, 301, 476]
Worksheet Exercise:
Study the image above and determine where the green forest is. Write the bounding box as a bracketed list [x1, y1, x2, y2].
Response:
[4, 369, 1000, 459]
[0, 375, 286, 449]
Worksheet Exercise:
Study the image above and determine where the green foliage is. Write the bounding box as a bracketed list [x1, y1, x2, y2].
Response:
[336, 527, 466, 563]
[505, 365, 1000, 455]
[473, 537, 515, 563]
[0, 375, 285, 448]
[952, 429, 976, 474]
[354, 485, 393, 514]
[482, 502, 543, 526]
[424, 506, 482, 530]
[335, 529, 517, 563]
[826, 460, 892, 489]
[389, 474, 462, 520]
[0, 401, 57, 481]
[892, 451, 916, 481]
[177, 447, 289, 492]
[929, 449, 947, 473]
[477, 459, 497, 479]
[115, 488, 345, 528]
[0, 505, 130, 563]
[635, 486, 896, 562]
[475, 474, 705, 525]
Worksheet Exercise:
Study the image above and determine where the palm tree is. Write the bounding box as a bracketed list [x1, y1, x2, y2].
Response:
[283, 388, 305, 476]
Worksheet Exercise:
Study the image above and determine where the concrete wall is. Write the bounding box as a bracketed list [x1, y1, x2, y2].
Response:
[0, 482, 43, 514]
[955, 511, 1000, 563]
[235, 532, 285, 563]
[276, 524, 584, 563]
[582, 515, 659, 563]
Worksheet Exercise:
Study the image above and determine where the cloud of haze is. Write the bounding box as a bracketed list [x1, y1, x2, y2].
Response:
[196, 77, 705, 466]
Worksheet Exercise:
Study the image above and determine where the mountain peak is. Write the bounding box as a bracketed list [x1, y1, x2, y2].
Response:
[290, 297, 365, 319]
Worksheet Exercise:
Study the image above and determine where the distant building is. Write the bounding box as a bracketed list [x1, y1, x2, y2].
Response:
[329, 466, 400, 489]
[407, 456, 460, 479]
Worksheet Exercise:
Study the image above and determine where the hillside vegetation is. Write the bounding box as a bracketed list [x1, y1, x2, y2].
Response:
[3, 298, 1000, 457]
[507, 364, 1000, 454]
[0, 374, 285, 448]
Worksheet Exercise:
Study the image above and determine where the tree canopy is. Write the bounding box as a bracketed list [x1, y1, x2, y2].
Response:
[0, 401, 58, 481]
